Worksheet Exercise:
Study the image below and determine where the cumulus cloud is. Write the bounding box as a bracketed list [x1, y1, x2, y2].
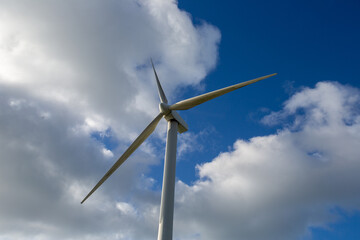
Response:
[0, 0, 220, 239]
[0, 87, 165, 240]
[0, 0, 220, 140]
[173, 82, 360, 240]
[2, 1, 359, 240]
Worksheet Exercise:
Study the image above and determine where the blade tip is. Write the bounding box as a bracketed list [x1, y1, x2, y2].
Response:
[264, 73, 278, 79]
[81, 195, 89, 204]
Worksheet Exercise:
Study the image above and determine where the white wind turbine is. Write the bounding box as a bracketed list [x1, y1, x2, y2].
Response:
[81, 60, 277, 240]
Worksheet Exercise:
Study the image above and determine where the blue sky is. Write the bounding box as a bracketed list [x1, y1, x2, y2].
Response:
[174, 0, 360, 170]
[0, 0, 359, 239]
[174, 1, 360, 239]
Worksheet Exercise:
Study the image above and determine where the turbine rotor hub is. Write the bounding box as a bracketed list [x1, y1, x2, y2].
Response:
[159, 103, 171, 115]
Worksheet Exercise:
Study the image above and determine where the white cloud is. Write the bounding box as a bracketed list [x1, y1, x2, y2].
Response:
[0, 0, 220, 239]
[102, 148, 114, 158]
[116, 202, 137, 216]
[0, 74, 162, 240]
[2, 1, 359, 240]
[0, 0, 220, 140]
[173, 82, 360, 240]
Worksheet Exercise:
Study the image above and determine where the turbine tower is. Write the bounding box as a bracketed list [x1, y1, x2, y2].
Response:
[81, 60, 277, 240]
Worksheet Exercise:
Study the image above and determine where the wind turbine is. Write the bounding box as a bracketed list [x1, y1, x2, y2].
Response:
[81, 60, 277, 240]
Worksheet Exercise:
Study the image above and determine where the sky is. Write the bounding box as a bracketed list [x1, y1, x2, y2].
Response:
[0, 0, 360, 239]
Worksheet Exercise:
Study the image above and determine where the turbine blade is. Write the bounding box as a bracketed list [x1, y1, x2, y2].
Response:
[151, 59, 168, 104]
[169, 73, 277, 110]
[81, 113, 163, 204]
